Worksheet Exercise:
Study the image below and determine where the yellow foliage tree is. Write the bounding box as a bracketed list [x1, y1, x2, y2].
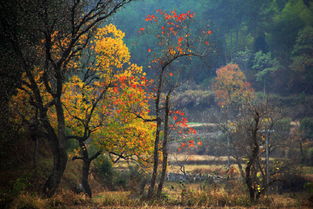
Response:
[10, 24, 154, 197]
[62, 24, 154, 197]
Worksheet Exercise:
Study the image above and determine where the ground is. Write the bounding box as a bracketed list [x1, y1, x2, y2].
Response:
[7, 154, 313, 209]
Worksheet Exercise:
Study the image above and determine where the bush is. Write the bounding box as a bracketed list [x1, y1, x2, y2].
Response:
[11, 176, 31, 196]
[109, 165, 148, 194]
[65, 138, 79, 152]
[112, 170, 129, 190]
[306, 147, 313, 165]
[277, 173, 307, 193]
[99, 191, 141, 206]
[275, 117, 292, 135]
[300, 117, 313, 139]
[127, 166, 149, 196]
[48, 190, 91, 208]
[10, 193, 48, 209]
[180, 187, 251, 207]
[94, 155, 114, 188]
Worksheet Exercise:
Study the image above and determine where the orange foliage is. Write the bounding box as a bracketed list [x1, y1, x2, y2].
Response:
[213, 64, 255, 107]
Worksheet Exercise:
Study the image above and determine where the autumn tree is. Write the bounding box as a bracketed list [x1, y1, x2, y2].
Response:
[4, 0, 134, 197]
[11, 23, 154, 197]
[138, 9, 210, 198]
[63, 24, 154, 197]
[212, 64, 255, 166]
[212, 64, 291, 201]
[227, 102, 293, 201]
[168, 110, 199, 179]
[213, 63, 255, 111]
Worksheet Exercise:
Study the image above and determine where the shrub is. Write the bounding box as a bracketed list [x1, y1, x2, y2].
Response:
[180, 186, 251, 207]
[11, 175, 31, 196]
[306, 147, 313, 165]
[127, 166, 149, 196]
[112, 170, 129, 190]
[10, 193, 47, 209]
[300, 117, 313, 139]
[94, 155, 114, 188]
[100, 191, 141, 206]
[277, 173, 307, 193]
[65, 138, 79, 152]
[48, 190, 91, 208]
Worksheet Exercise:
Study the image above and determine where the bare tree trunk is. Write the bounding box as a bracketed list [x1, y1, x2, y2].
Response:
[147, 110, 161, 198]
[147, 69, 165, 198]
[43, 91, 68, 197]
[43, 139, 68, 197]
[157, 90, 171, 197]
[42, 108, 68, 198]
[73, 140, 101, 198]
[78, 140, 92, 197]
[245, 111, 260, 202]
[299, 138, 305, 163]
[82, 159, 92, 197]
[33, 136, 38, 169]
[147, 53, 195, 198]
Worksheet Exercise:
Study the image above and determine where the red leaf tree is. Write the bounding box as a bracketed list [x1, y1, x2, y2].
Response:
[139, 9, 211, 198]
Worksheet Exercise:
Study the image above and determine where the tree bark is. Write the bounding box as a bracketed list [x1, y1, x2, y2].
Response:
[299, 138, 305, 163]
[43, 138, 68, 197]
[157, 90, 171, 197]
[33, 136, 38, 169]
[147, 108, 161, 198]
[245, 110, 260, 202]
[82, 159, 92, 197]
[147, 68, 165, 198]
[43, 83, 68, 197]
[73, 140, 101, 198]
[79, 141, 92, 197]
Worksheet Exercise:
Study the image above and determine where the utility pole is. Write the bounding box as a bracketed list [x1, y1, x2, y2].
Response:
[265, 131, 269, 186]
[227, 134, 230, 168]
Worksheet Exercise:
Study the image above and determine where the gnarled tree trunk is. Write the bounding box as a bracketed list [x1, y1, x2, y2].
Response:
[82, 159, 92, 197]
[72, 140, 101, 198]
[245, 110, 260, 202]
[43, 143, 68, 197]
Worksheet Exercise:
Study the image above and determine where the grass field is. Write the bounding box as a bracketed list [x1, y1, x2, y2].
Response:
[9, 154, 313, 209]
[90, 154, 313, 209]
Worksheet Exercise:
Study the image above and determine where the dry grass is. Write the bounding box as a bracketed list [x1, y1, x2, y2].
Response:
[9, 155, 311, 209]
[168, 164, 237, 173]
[169, 154, 230, 162]
[89, 154, 313, 209]
[10, 193, 48, 209]
[8, 181, 312, 209]
[49, 189, 92, 207]
[93, 191, 142, 207]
